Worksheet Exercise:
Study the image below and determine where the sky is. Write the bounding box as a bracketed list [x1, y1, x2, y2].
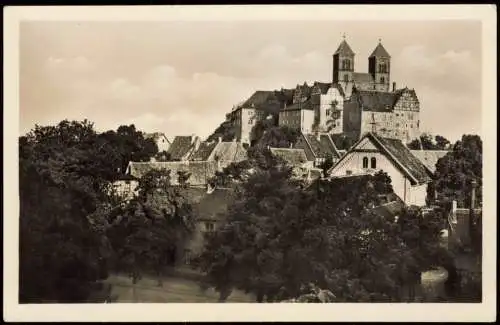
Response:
[19, 20, 482, 143]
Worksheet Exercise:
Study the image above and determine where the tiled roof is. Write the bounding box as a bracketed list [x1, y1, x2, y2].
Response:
[190, 141, 218, 161]
[283, 98, 315, 111]
[125, 161, 218, 186]
[334, 40, 355, 56]
[354, 89, 407, 112]
[303, 133, 341, 159]
[352, 73, 375, 84]
[211, 141, 248, 164]
[369, 42, 391, 58]
[410, 150, 449, 174]
[373, 134, 432, 184]
[270, 148, 308, 166]
[328, 132, 432, 185]
[168, 136, 195, 160]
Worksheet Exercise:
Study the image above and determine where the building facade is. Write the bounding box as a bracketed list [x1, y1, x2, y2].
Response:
[343, 87, 421, 143]
[327, 132, 432, 206]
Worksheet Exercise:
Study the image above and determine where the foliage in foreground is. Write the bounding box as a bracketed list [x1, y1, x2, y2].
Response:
[196, 151, 448, 302]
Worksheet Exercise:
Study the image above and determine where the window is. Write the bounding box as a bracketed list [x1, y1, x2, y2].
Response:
[344, 74, 349, 82]
[362, 157, 369, 169]
[380, 77, 385, 84]
[346, 170, 353, 175]
[371, 157, 377, 169]
[326, 109, 331, 117]
[205, 221, 215, 232]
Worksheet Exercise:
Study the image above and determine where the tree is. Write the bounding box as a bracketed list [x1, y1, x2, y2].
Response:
[251, 119, 300, 149]
[433, 134, 482, 208]
[19, 120, 113, 302]
[206, 119, 237, 143]
[198, 166, 449, 302]
[106, 168, 196, 298]
[407, 133, 450, 150]
[434, 135, 450, 150]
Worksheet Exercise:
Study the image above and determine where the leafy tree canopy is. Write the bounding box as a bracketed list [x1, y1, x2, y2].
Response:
[407, 133, 451, 150]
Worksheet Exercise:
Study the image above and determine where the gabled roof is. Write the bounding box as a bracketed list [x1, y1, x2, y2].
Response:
[269, 148, 308, 166]
[369, 42, 391, 58]
[410, 150, 449, 174]
[190, 141, 218, 161]
[125, 161, 218, 186]
[353, 88, 411, 112]
[334, 40, 355, 56]
[168, 136, 196, 160]
[329, 132, 432, 185]
[301, 133, 341, 159]
[211, 141, 248, 163]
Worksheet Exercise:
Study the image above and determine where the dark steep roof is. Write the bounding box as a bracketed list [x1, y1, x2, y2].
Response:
[354, 89, 407, 112]
[303, 133, 341, 159]
[283, 98, 315, 111]
[242, 90, 274, 108]
[334, 40, 355, 56]
[369, 42, 391, 58]
[312, 82, 332, 95]
[270, 148, 308, 166]
[410, 150, 449, 174]
[190, 141, 218, 161]
[374, 134, 432, 184]
[168, 136, 195, 160]
[327, 132, 432, 185]
[125, 161, 218, 186]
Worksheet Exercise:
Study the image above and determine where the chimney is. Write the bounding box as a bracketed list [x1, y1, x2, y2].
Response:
[392, 82, 396, 92]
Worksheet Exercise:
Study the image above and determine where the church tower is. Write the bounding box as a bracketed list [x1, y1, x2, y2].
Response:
[368, 40, 391, 92]
[332, 36, 355, 84]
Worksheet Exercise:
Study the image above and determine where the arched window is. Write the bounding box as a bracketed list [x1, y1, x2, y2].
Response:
[362, 157, 369, 169]
[379, 63, 387, 73]
[380, 77, 385, 84]
[371, 157, 377, 169]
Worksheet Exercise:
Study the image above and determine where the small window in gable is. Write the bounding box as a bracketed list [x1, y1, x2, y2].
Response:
[371, 157, 377, 169]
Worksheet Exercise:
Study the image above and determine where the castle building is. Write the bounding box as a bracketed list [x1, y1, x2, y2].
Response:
[228, 90, 282, 144]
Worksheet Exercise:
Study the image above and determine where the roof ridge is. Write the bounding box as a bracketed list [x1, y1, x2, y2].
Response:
[369, 133, 422, 184]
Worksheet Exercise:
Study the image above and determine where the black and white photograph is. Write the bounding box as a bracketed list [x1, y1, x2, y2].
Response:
[3, 4, 497, 322]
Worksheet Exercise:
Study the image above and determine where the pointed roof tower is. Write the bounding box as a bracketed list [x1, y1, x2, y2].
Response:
[334, 36, 355, 56]
[369, 39, 391, 58]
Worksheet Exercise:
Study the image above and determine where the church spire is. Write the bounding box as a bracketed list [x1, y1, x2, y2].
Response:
[369, 40, 391, 58]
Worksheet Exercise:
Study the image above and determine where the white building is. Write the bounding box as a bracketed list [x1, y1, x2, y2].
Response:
[327, 132, 432, 206]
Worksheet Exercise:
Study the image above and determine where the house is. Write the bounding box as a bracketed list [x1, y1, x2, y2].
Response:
[410, 150, 449, 174]
[228, 90, 283, 144]
[190, 138, 248, 169]
[294, 132, 342, 168]
[110, 174, 139, 201]
[278, 98, 315, 134]
[180, 186, 237, 264]
[144, 132, 171, 153]
[269, 147, 323, 181]
[310, 82, 345, 134]
[327, 132, 432, 206]
[167, 135, 201, 161]
[125, 160, 219, 187]
[343, 87, 421, 143]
